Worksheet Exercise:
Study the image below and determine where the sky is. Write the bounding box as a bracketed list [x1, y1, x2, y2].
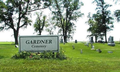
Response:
[0, 0, 120, 42]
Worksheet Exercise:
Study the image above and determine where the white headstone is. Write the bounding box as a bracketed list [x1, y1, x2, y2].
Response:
[108, 36, 115, 46]
[80, 49, 83, 54]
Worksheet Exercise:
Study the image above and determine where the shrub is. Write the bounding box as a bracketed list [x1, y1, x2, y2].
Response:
[56, 49, 67, 60]
[12, 51, 31, 59]
[12, 50, 67, 60]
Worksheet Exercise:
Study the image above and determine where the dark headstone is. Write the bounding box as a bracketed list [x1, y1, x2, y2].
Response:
[98, 49, 102, 53]
[89, 37, 94, 48]
[75, 40, 77, 43]
[90, 37, 94, 43]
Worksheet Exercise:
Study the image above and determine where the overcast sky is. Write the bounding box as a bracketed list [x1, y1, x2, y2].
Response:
[0, 0, 120, 42]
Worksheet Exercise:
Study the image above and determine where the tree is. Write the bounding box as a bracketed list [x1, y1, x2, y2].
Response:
[0, 0, 51, 44]
[114, 10, 120, 22]
[34, 12, 46, 35]
[113, 0, 120, 4]
[93, 0, 114, 43]
[57, 20, 76, 41]
[45, 18, 56, 35]
[114, 0, 120, 23]
[86, 13, 104, 43]
[50, 0, 83, 43]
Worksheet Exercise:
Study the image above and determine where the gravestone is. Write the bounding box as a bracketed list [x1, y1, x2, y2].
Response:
[98, 49, 102, 53]
[108, 51, 113, 53]
[85, 42, 89, 47]
[91, 45, 95, 50]
[90, 37, 94, 43]
[108, 36, 115, 46]
[72, 45, 75, 49]
[75, 40, 77, 43]
[96, 49, 102, 53]
[90, 37, 94, 48]
[80, 49, 83, 54]
[60, 39, 63, 43]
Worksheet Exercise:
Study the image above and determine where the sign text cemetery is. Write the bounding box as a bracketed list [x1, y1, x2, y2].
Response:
[19, 35, 59, 52]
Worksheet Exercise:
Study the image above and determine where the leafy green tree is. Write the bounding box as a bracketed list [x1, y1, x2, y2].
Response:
[87, 13, 97, 42]
[114, 10, 120, 22]
[57, 20, 76, 41]
[113, 0, 120, 4]
[87, 13, 104, 43]
[93, 0, 114, 43]
[46, 26, 54, 35]
[45, 19, 56, 35]
[50, 0, 83, 43]
[0, 0, 51, 44]
[113, 0, 120, 23]
[34, 12, 46, 35]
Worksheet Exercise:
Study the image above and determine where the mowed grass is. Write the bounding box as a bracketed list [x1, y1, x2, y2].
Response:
[0, 42, 120, 72]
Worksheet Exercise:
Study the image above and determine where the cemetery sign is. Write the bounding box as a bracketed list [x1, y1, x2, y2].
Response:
[19, 35, 59, 52]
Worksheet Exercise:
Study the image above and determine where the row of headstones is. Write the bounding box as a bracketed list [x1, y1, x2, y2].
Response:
[60, 38, 113, 54]
[71, 36, 114, 53]
[87, 36, 115, 46]
[60, 36, 115, 46]
[85, 36, 115, 53]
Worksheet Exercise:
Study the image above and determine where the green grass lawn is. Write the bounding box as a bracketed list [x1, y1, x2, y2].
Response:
[0, 42, 120, 72]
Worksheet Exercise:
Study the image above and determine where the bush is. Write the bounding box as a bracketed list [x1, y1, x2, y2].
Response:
[12, 50, 67, 60]
[12, 51, 31, 59]
[56, 49, 67, 60]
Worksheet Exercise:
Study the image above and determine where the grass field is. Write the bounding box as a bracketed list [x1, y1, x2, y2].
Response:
[0, 42, 120, 72]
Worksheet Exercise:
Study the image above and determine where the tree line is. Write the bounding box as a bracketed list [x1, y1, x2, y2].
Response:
[86, 0, 120, 43]
[0, 0, 119, 44]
